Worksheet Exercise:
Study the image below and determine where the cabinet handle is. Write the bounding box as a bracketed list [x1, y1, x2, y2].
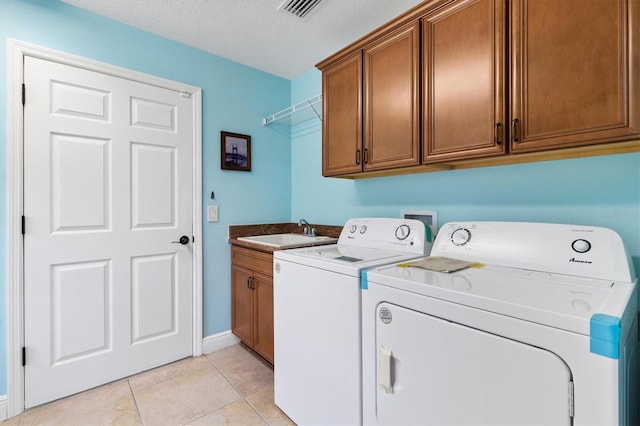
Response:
[247, 276, 251, 289]
[494, 122, 502, 146]
[355, 149, 361, 165]
[512, 119, 519, 143]
[250, 277, 255, 290]
[363, 148, 369, 164]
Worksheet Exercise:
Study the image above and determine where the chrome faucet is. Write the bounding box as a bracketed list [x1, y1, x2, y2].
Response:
[298, 218, 316, 236]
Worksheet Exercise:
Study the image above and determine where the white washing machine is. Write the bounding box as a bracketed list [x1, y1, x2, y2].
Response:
[363, 222, 638, 425]
[274, 217, 427, 425]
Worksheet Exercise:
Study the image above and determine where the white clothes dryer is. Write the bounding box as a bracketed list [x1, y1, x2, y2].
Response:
[363, 222, 638, 425]
[274, 218, 428, 425]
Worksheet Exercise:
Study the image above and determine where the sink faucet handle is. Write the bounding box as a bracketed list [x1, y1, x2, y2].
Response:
[298, 218, 312, 235]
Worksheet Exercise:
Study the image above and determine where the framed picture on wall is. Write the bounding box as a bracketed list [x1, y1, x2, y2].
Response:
[221, 131, 251, 171]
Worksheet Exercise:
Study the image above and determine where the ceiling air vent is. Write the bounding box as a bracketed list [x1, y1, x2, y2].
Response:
[278, 0, 324, 19]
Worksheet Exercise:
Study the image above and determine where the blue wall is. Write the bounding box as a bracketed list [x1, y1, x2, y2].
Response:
[291, 69, 640, 272]
[0, 0, 291, 396]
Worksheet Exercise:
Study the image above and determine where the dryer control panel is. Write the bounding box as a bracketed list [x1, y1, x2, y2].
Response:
[338, 218, 426, 255]
[432, 222, 636, 283]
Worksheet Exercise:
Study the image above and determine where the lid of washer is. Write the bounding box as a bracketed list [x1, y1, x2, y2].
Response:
[275, 218, 428, 275]
[275, 244, 423, 277]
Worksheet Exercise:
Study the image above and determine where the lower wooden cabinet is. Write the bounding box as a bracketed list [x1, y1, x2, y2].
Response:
[231, 246, 274, 364]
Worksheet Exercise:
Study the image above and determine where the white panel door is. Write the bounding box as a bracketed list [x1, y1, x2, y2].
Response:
[374, 302, 572, 425]
[23, 56, 193, 408]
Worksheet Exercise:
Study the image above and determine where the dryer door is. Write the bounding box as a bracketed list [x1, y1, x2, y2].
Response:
[374, 303, 572, 425]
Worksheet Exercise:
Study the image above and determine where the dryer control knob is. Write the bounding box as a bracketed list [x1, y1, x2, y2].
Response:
[349, 225, 357, 233]
[359, 225, 368, 234]
[451, 228, 471, 246]
[572, 239, 591, 253]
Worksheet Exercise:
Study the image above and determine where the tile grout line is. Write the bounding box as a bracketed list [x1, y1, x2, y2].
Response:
[174, 356, 244, 426]
[204, 350, 274, 426]
[202, 353, 249, 404]
[203, 353, 243, 396]
[127, 378, 145, 425]
[243, 384, 279, 426]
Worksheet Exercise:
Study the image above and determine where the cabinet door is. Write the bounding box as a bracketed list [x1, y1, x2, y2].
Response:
[231, 264, 254, 346]
[364, 21, 421, 171]
[423, 0, 506, 162]
[510, 0, 640, 152]
[322, 52, 363, 176]
[253, 272, 274, 363]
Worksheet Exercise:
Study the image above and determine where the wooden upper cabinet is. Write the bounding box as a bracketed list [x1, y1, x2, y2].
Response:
[321, 52, 363, 176]
[510, 0, 640, 152]
[364, 21, 421, 171]
[318, 0, 639, 178]
[422, 0, 506, 162]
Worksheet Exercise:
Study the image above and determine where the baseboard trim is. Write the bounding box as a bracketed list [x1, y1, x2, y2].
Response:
[0, 395, 7, 421]
[202, 330, 240, 354]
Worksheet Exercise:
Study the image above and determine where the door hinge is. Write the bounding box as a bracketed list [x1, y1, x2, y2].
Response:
[22, 346, 26, 366]
[22, 83, 25, 106]
[21, 215, 25, 235]
[568, 380, 574, 418]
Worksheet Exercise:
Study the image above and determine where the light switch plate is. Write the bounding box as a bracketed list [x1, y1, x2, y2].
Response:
[207, 205, 219, 223]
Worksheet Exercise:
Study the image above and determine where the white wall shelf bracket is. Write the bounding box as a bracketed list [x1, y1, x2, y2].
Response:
[263, 94, 322, 126]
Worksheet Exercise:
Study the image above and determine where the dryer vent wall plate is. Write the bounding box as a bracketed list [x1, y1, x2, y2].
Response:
[402, 210, 437, 252]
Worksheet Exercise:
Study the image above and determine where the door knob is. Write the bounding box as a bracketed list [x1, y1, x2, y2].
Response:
[172, 235, 190, 245]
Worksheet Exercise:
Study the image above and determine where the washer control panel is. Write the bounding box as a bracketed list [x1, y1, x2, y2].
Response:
[394, 224, 411, 240]
[432, 222, 634, 282]
[338, 218, 426, 255]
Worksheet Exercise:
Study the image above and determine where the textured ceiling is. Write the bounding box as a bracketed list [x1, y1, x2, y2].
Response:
[61, 0, 424, 80]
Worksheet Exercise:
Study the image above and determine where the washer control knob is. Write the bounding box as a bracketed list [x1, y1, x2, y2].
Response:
[451, 228, 471, 246]
[572, 239, 591, 253]
[395, 224, 411, 240]
[349, 225, 357, 233]
[359, 225, 367, 234]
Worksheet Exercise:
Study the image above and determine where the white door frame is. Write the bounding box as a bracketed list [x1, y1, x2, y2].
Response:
[5, 39, 203, 418]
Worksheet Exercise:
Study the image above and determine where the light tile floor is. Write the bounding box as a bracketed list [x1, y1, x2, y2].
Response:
[2, 344, 294, 426]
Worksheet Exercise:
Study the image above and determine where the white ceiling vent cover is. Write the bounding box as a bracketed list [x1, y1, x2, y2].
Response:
[278, 0, 324, 19]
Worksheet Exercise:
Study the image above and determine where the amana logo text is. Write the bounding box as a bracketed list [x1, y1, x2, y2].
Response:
[569, 257, 593, 264]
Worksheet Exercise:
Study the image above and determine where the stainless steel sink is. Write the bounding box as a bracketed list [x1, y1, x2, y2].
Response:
[237, 233, 338, 249]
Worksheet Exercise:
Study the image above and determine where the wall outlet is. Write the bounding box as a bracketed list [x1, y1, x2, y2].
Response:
[207, 205, 219, 223]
